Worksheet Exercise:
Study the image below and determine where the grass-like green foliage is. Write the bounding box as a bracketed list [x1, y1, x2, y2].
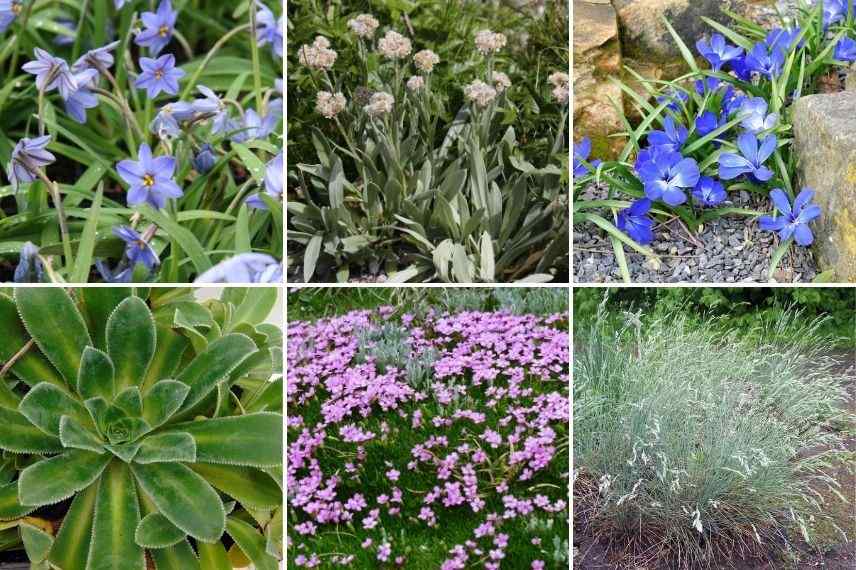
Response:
[0, 287, 283, 568]
[574, 309, 854, 568]
[287, 0, 569, 283]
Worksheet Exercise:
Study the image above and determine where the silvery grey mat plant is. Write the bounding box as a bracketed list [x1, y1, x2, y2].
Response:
[0, 287, 283, 569]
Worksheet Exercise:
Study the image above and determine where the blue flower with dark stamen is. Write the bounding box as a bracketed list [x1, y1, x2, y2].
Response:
[22, 48, 78, 99]
[758, 188, 821, 246]
[192, 144, 217, 173]
[718, 133, 776, 182]
[150, 101, 194, 136]
[647, 116, 687, 153]
[255, 2, 283, 58]
[117, 143, 183, 209]
[0, 0, 23, 33]
[135, 0, 177, 56]
[617, 199, 655, 245]
[135, 54, 184, 98]
[692, 176, 726, 207]
[13, 242, 44, 283]
[8, 135, 55, 190]
[696, 33, 743, 71]
[637, 151, 700, 206]
[694, 110, 727, 137]
[113, 226, 160, 270]
[744, 42, 785, 79]
[247, 152, 282, 209]
[192, 85, 233, 133]
[73, 41, 120, 73]
[765, 27, 801, 54]
[834, 37, 856, 62]
[739, 97, 778, 134]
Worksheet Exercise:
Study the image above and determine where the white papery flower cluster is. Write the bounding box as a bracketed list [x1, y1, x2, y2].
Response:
[347, 14, 380, 38]
[315, 91, 347, 119]
[464, 80, 497, 108]
[474, 29, 507, 55]
[406, 76, 425, 91]
[413, 49, 440, 73]
[364, 92, 395, 116]
[298, 36, 337, 71]
[548, 71, 569, 104]
[378, 30, 412, 59]
[492, 71, 511, 93]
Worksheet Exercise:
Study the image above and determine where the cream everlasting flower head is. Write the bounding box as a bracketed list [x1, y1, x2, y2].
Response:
[315, 91, 347, 119]
[406, 76, 425, 91]
[475, 30, 507, 55]
[464, 80, 497, 108]
[492, 71, 511, 93]
[298, 36, 337, 71]
[413, 49, 440, 73]
[548, 71, 569, 88]
[348, 14, 380, 38]
[548, 71, 570, 104]
[364, 92, 395, 116]
[378, 30, 412, 60]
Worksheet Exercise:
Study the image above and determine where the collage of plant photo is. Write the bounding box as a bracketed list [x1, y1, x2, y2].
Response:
[0, 0, 854, 569]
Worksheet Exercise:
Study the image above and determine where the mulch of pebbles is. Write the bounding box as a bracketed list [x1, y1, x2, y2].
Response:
[573, 183, 819, 283]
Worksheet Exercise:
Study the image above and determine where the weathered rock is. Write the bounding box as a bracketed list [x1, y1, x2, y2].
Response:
[846, 64, 856, 92]
[792, 90, 856, 282]
[573, 0, 624, 157]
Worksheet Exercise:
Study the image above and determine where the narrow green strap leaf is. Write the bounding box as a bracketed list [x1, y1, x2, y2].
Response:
[59, 416, 105, 454]
[19, 383, 92, 436]
[135, 513, 186, 549]
[190, 463, 282, 508]
[141, 325, 189, 392]
[0, 294, 64, 388]
[48, 482, 97, 570]
[107, 297, 156, 391]
[80, 289, 133, 352]
[70, 186, 103, 283]
[197, 541, 232, 570]
[142, 380, 189, 428]
[15, 288, 92, 384]
[21, 522, 54, 563]
[150, 540, 201, 570]
[0, 481, 36, 520]
[225, 517, 278, 570]
[231, 288, 277, 327]
[135, 432, 196, 464]
[0, 406, 62, 454]
[130, 462, 225, 543]
[78, 347, 116, 401]
[167, 413, 282, 468]
[18, 450, 111, 507]
[175, 334, 258, 416]
[86, 461, 144, 570]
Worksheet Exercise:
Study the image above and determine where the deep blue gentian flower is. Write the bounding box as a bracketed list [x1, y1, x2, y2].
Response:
[739, 97, 778, 134]
[247, 152, 282, 209]
[744, 42, 785, 79]
[647, 116, 687, 152]
[255, 2, 283, 58]
[637, 151, 700, 206]
[692, 176, 726, 207]
[834, 37, 856, 62]
[573, 137, 601, 178]
[656, 88, 689, 112]
[113, 226, 160, 270]
[729, 55, 755, 82]
[13, 242, 44, 283]
[22, 48, 78, 99]
[150, 101, 194, 136]
[616, 198, 655, 245]
[135, 0, 177, 56]
[822, 0, 847, 28]
[722, 86, 747, 117]
[696, 33, 743, 71]
[95, 260, 132, 283]
[758, 188, 821, 246]
[0, 0, 23, 33]
[135, 54, 185, 98]
[194, 253, 283, 283]
[695, 110, 727, 137]
[8, 135, 55, 189]
[694, 77, 721, 96]
[73, 41, 120, 73]
[117, 143, 183, 209]
[719, 133, 777, 182]
[193, 144, 217, 173]
[765, 27, 802, 54]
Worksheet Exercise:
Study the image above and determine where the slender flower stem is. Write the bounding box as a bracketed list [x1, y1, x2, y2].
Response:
[179, 23, 252, 100]
[37, 88, 45, 136]
[91, 86, 143, 144]
[33, 168, 73, 269]
[248, 0, 264, 114]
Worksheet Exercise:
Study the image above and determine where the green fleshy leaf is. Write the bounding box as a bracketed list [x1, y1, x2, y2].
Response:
[175, 334, 258, 416]
[150, 540, 201, 570]
[0, 294, 64, 388]
[130, 462, 225, 543]
[0, 481, 36, 520]
[19, 450, 111, 507]
[85, 397, 110, 435]
[85, 461, 144, 570]
[21, 522, 53, 563]
[59, 416, 106, 454]
[225, 517, 278, 570]
[15, 288, 92, 385]
[78, 347, 116, 401]
[142, 380, 189, 428]
[190, 463, 281, 508]
[102, 414, 150, 446]
[107, 297, 156, 391]
[134, 513, 185, 549]
[231, 288, 277, 327]
[167, 413, 282, 467]
[197, 541, 232, 570]
[0, 406, 62, 454]
[104, 442, 142, 464]
[80, 289, 133, 352]
[265, 507, 282, 559]
[141, 325, 189, 392]
[19, 383, 92, 437]
[135, 433, 196, 464]
[48, 483, 97, 570]
[112, 387, 143, 418]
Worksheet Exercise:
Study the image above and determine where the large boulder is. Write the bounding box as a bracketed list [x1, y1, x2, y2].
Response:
[573, 0, 624, 157]
[792, 91, 856, 281]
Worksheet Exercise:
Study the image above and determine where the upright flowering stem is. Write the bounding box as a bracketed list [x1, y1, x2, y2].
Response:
[248, 0, 264, 114]
[32, 169, 72, 267]
[178, 23, 251, 100]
